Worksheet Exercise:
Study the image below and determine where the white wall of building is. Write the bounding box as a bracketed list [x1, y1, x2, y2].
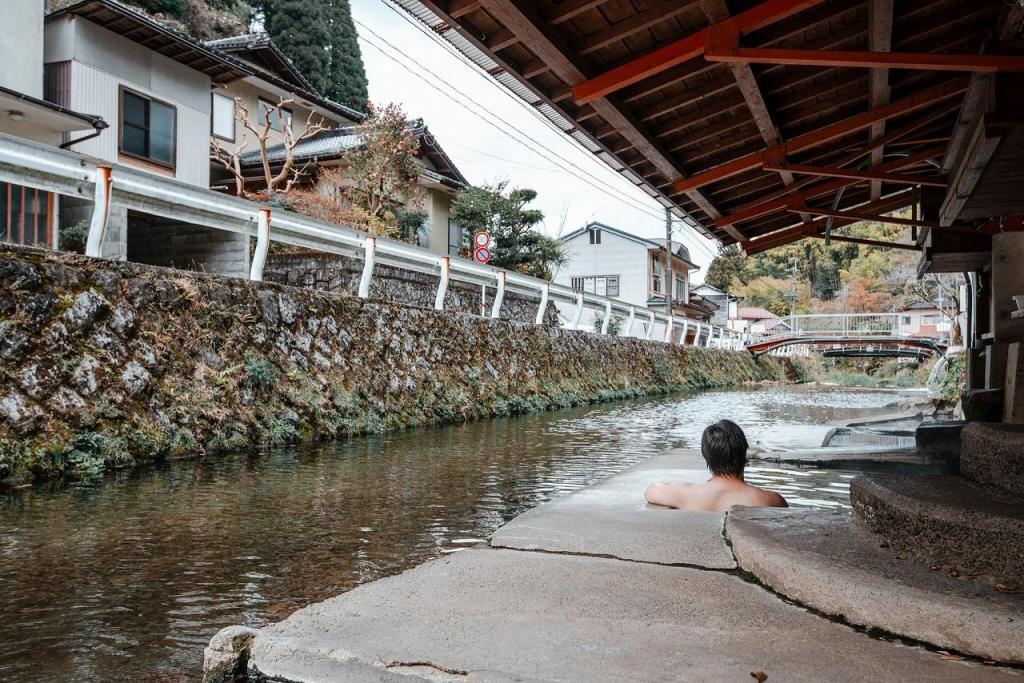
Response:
[4, 0, 45, 98]
[554, 230, 649, 307]
[45, 16, 212, 187]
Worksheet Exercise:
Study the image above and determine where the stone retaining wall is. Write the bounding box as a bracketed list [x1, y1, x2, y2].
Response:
[0, 244, 797, 486]
[263, 251, 560, 326]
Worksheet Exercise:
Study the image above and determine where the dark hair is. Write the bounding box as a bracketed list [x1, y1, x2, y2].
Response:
[701, 420, 748, 477]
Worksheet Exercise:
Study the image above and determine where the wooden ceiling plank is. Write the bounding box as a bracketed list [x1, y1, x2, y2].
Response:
[448, 0, 480, 19]
[578, 0, 698, 57]
[675, 78, 967, 193]
[868, 0, 894, 200]
[547, 0, 610, 26]
[486, 27, 519, 51]
[572, 0, 824, 104]
[704, 48, 1024, 72]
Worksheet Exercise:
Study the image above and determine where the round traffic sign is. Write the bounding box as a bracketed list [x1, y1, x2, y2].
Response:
[473, 231, 492, 248]
[474, 246, 492, 263]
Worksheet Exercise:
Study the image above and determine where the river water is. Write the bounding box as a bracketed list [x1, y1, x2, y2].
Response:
[0, 384, 926, 681]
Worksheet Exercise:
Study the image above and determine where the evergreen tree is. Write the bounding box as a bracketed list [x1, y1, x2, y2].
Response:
[259, 0, 369, 112]
[325, 0, 369, 111]
[704, 244, 747, 291]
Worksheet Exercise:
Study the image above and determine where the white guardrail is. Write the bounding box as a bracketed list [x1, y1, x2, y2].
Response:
[0, 133, 758, 350]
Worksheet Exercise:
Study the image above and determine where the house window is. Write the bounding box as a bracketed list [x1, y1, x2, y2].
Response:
[901, 315, 911, 325]
[570, 275, 619, 298]
[675, 276, 685, 302]
[120, 88, 176, 167]
[588, 228, 601, 244]
[211, 92, 235, 141]
[652, 274, 661, 293]
[259, 97, 293, 133]
[1, 182, 54, 247]
[922, 314, 941, 324]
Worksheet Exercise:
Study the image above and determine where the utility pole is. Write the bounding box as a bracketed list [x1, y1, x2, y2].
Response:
[665, 207, 674, 318]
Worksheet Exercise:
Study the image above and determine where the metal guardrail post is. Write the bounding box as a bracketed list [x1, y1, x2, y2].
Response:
[357, 236, 376, 297]
[490, 271, 506, 319]
[646, 312, 656, 340]
[692, 322, 701, 346]
[434, 256, 450, 310]
[601, 299, 612, 334]
[679, 318, 688, 345]
[571, 293, 584, 330]
[535, 284, 549, 325]
[664, 315, 674, 343]
[84, 165, 112, 258]
[706, 326, 714, 347]
[249, 207, 271, 281]
[624, 307, 635, 337]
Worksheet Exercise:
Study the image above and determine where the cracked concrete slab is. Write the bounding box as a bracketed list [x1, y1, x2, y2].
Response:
[727, 506, 1024, 663]
[248, 547, 1020, 682]
[489, 450, 735, 568]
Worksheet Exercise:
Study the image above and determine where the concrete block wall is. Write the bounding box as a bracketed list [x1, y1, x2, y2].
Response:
[60, 198, 128, 261]
[126, 213, 250, 279]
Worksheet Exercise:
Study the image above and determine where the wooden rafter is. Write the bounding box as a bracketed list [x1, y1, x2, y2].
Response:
[764, 164, 947, 187]
[546, 0, 609, 26]
[675, 79, 967, 194]
[714, 145, 947, 230]
[448, 0, 480, 19]
[577, 0, 697, 57]
[572, 0, 824, 104]
[806, 233, 920, 250]
[703, 48, 1024, 73]
[868, 0, 893, 201]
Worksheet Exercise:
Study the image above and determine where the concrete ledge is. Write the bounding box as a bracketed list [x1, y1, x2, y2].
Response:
[728, 507, 1024, 663]
[751, 446, 928, 468]
[490, 450, 735, 568]
[851, 474, 1024, 582]
[245, 548, 1019, 682]
[961, 421, 1024, 497]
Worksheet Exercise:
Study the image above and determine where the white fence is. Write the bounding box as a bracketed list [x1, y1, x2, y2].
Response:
[783, 313, 900, 337]
[0, 133, 752, 350]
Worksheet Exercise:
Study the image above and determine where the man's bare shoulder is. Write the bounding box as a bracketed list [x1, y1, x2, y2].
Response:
[744, 485, 788, 508]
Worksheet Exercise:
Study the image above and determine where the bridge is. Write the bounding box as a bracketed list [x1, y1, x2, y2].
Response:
[747, 313, 947, 358]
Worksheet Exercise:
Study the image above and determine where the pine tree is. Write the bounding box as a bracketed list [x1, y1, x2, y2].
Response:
[259, 0, 369, 112]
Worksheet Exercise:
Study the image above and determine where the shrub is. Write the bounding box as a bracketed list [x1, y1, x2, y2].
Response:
[244, 354, 275, 389]
[58, 221, 89, 254]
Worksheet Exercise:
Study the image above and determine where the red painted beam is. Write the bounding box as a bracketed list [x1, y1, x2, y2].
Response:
[676, 79, 967, 194]
[765, 163, 947, 187]
[572, 0, 823, 104]
[704, 47, 1024, 73]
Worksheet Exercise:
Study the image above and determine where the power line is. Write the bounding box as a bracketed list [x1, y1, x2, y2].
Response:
[357, 9, 719, 262]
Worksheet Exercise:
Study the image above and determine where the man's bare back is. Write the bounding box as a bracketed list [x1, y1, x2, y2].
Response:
[644, 477, 787, 512]
[644, 419, 788, 512]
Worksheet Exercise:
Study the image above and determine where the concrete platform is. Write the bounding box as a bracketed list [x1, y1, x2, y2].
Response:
[751, 446, 929, 468]
[245, 548, 1019, 682]
[728, 507, 1024, 663]
[491, 450, 735, 568]
[961, 421, 1024, 497]
[851, 474, 1024, 582]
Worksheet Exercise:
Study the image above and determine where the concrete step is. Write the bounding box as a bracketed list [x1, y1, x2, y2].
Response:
[961, 421, 1024, 497]
[727, 507, 1024, 663]
[851, 473, 1024, 582]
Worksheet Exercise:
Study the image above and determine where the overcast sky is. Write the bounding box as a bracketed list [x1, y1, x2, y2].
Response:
[350, 0, 720, 277]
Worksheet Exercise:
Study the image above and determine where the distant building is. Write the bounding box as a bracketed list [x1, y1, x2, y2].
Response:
[554, 222, 710, 326]
[897, 301, 948, 338]
[691, 283, 741, 328]
[735, 307, 790, 336]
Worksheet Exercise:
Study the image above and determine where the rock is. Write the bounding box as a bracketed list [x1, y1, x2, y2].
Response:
[202, 625, 257, 683]
[18, 363, 59, 400]
[278, 292, 300, 325]
[19, 292, 57, 325]
[51, 388, 86, 416]
[0, 392, 42, 433]
[0, 258, 42, 290]
[961, 388, 1004, 422]
[121, 362, 151, 395]
[73, 354, 101, 395]
[0, 321, 32, 362]
[41, 261, 79, 289]
[961, 422, 1024, 498]
[110, 303, 137, 336]
[257, 290, 279, 325]
[62, 288, 110, 333]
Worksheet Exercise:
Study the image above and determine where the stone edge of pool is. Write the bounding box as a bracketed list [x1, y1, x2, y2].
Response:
[202, 448, 1024, 682]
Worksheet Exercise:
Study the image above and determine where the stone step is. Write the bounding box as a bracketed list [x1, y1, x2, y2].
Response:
[961, 421, 1024, 497]
[851, 474, 1024, 582]
[727, 507, 1024, 663]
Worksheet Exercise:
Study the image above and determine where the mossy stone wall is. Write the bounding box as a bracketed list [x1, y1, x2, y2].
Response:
[0, 244, 795, 486]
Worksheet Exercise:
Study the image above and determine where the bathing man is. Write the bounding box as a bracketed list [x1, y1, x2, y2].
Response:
[644, 419, 788, 512]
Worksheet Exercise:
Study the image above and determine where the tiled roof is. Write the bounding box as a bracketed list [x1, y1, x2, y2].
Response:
[737, 306, 778, 320]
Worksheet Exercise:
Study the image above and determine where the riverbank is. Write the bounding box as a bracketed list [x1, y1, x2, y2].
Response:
[0, 244, 796, 486]
[209, 449, 1022, 682]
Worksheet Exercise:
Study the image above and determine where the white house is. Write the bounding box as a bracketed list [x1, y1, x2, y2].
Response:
[734, 307, 790, 336]
[691, 283, 741, 328]
[554, 222, 710, 331]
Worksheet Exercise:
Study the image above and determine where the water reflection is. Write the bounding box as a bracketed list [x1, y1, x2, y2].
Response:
[0, 384, 921, 681]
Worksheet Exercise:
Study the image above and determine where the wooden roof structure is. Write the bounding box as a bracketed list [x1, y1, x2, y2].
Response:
[396, 0, 1024, 257]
